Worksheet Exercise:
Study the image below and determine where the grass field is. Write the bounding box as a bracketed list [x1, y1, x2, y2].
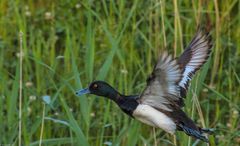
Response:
[0, 0, 239, 145]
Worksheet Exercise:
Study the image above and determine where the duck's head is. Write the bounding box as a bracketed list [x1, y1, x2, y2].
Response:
[75, 81, 119, 100]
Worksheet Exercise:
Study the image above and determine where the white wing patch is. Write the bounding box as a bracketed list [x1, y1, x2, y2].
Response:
[178, 30, 212, 93]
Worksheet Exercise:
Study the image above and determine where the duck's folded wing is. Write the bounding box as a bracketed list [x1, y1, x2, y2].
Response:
[139, 52, 183, 111]
[178, 30, 212, 97]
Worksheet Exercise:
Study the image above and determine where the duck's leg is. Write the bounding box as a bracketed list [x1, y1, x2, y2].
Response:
[200, 128, 215, 134]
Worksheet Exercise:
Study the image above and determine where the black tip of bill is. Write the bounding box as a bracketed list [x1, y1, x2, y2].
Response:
[75, 88, 90, 96]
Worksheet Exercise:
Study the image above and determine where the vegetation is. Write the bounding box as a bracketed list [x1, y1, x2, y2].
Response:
[0, 0, 239, 145]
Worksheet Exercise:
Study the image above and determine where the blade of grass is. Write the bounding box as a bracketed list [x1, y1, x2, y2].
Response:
[96, 24, 118, 80]
[66, 28, 90, 129]
[29, 137, 77, 146]
[60, 96, 89, 146]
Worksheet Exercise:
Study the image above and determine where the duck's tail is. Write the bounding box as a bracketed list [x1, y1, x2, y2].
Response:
[178, 123, 214, 143]
[170, 109, 214, 142]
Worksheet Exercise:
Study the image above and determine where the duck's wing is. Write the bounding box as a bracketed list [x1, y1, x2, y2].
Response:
[138, 30, 212, 111]
[139, 52, 183, 111]
[177, 29, 212, 97]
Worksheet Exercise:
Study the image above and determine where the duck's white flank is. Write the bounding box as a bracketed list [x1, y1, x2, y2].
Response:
[133, 104, 176, 134]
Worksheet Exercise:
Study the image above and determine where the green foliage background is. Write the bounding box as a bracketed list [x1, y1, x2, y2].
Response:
[0, 0, 239, 145]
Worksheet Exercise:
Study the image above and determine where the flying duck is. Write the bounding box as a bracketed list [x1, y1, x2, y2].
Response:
[76, 29, 213, 142]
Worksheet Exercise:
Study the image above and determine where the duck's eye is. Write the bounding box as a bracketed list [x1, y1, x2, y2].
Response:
[93, 84, 98, 89]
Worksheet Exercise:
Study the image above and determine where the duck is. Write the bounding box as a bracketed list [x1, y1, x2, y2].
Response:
[76, 29, 213, 142]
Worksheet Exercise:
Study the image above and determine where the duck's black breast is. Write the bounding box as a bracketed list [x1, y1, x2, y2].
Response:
[116, 95, 139, 117]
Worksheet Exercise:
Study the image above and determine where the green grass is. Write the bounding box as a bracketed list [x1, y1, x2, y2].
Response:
[0, 0, 239, 145]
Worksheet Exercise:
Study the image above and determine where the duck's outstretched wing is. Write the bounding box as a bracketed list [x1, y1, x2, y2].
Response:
[139, 30, 212, 110]
[178, 30, 213, 97]
[139, 52, 183, 111]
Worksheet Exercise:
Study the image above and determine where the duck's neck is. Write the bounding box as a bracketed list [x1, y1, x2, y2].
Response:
[103, 87, 120, 102]
[106, 91, 139, 117]
[101, 86, 139, 116]
[103, 88, 126, 103]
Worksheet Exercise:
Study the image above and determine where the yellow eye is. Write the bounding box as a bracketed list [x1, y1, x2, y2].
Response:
[93, 84, 98, 88]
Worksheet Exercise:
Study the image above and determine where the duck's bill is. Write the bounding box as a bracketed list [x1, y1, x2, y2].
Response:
[75, 88, 90, 96]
